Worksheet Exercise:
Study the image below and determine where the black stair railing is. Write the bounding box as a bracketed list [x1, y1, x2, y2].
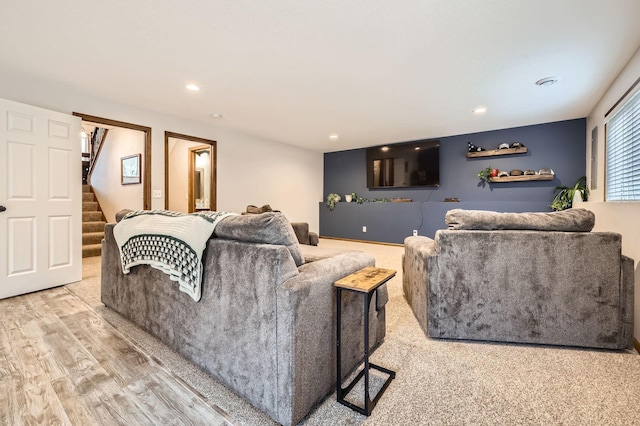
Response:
[86, 127, 109, 183]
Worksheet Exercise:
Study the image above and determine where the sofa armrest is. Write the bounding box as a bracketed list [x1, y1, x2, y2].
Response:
[308, 231, 319, 246]
[620, 255, 635, 347]
[291, 222, 319, 246]
[275, 251, 378, 425]
[403, 236, 437, 334]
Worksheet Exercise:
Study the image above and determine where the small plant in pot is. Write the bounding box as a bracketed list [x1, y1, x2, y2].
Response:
[326, 193, 341, 210]
[478, 167, 497, 184]
[550, 176, 589, 211]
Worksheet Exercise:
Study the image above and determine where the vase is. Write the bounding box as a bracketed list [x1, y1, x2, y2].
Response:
[572, 190, 583, 206]
[345, 194, 353, 202]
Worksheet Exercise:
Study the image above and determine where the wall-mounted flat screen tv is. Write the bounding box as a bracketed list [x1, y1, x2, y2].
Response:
[366, 139, 440, 188]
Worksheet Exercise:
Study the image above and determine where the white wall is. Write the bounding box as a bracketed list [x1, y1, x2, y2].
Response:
[90, 127, 145, 222]
[582, 45, 640, 341]
[168, 138, 190, 213]
[0, 69, 324, 233]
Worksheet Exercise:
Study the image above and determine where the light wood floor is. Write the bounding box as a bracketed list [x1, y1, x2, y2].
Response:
[0, 286, 232, 425]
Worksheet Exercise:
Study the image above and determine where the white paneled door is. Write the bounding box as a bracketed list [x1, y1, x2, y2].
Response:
[0, 98, 82, 299]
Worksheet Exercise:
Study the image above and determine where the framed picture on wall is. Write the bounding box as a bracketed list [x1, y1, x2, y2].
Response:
[121, 154, 141, 185]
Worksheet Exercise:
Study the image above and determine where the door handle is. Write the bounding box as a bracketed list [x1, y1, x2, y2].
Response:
[0, 206, 5, 212]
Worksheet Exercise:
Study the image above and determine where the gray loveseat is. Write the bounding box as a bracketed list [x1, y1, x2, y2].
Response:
[102, 212, 388, 425]
[403, 208, 634, 349]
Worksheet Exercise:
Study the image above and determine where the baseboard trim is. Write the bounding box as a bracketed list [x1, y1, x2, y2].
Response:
[634, 338, 640, 354]
[319, 236, 403, 247]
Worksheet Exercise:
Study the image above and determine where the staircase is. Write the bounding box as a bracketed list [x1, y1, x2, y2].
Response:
[82, 185, 106, 258]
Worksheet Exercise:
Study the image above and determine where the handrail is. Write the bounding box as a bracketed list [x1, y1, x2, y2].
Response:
[87, 128, 109, 183]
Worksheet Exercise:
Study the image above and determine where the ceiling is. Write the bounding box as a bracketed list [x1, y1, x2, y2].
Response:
[1, 1, 639, 152]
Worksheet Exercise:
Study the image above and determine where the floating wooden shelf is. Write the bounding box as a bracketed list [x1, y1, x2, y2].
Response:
[489, 174, 554, 183]
[467, 147, 528, 158]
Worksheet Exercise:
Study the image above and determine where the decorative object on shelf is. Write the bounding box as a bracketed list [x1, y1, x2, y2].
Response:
[524, 170, 536, 175]
[443, 198, 460, 202]
[344, 194, 353, 202]
[510, 142, 525, 148]
[354, 196, 389, 204]
[390, 198, 412, 202]
[467, 142, 485, 152]
[497, 171, 509, 177]
[550, 176, 589, 211]
[498, 143, 510, 149]
[539, 168, 555, 176]
[509, 169, 523, 176]
[326, 193, 341, 210]
[349, 192, 366, 204]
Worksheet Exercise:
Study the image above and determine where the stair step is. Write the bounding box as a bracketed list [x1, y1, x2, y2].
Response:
[82, 231, 104, 245]
[82, 192, 95, 202]
[83, 211, 103, 222]
[82, 201, 99, 212]
[83, 221, 106, 233]
[82, 243, 102, 258]
[82, 184, 91, 193]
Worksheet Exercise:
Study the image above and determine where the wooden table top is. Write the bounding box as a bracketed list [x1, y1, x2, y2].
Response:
[334, 266, 396, 293]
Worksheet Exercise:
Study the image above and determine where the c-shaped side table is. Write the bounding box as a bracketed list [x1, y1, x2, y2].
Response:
[335, 266, 396, 416]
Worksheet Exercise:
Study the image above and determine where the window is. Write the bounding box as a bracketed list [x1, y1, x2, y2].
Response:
[606, 88, 640, 201]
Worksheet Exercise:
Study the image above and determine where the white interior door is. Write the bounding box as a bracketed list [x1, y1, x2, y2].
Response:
[0, 98, 82, 299]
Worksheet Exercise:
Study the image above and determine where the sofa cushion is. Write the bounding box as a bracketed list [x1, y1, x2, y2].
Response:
[445, 208, 595, 232]
[297, 244, 355, 263]
[215, 212, 304, 266]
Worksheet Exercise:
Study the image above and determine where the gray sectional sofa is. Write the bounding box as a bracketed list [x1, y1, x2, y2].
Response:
[101, 212, 388, 425]
[403, 208, 634, 350]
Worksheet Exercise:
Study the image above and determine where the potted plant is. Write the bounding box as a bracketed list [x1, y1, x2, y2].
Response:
[550, 176, 589, 211]
[326, 193, 341, 210]
[478, 167, 494, 183]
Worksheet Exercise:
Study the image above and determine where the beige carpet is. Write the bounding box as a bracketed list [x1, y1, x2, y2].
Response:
[69, 240, 640, 426]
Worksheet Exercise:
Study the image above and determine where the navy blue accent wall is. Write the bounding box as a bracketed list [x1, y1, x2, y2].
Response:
[321, 119, 586, 243]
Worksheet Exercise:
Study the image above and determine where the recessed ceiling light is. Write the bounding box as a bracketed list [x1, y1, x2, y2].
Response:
[535, 77, 558, 87]
[211, 113, 223, 119]
[473, 106, 488, 114]
[186, 84, 200, 91]
[329, 133, 339, 141]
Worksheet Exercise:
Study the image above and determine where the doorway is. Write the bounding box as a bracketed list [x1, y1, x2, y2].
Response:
[73, 113, 151, 261]
[165, 131, 217, 213]
[73, 113, 152, 210]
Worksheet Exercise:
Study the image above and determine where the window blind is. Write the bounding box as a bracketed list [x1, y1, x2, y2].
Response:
[606, 89, 640, 201]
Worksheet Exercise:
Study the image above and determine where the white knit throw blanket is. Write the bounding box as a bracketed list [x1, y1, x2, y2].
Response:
[113, 210, 237, 301]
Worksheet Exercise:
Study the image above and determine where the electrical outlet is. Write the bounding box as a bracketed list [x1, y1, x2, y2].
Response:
[413, 230, 418, 236]
[362, 226, 367, 232]
[153, 189, 162, 198]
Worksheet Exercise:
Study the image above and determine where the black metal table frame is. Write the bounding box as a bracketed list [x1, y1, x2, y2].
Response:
[336, 284, 395, 416]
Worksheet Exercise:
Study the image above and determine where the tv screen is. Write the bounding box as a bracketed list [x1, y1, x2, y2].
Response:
[366, 139, 440, 188]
